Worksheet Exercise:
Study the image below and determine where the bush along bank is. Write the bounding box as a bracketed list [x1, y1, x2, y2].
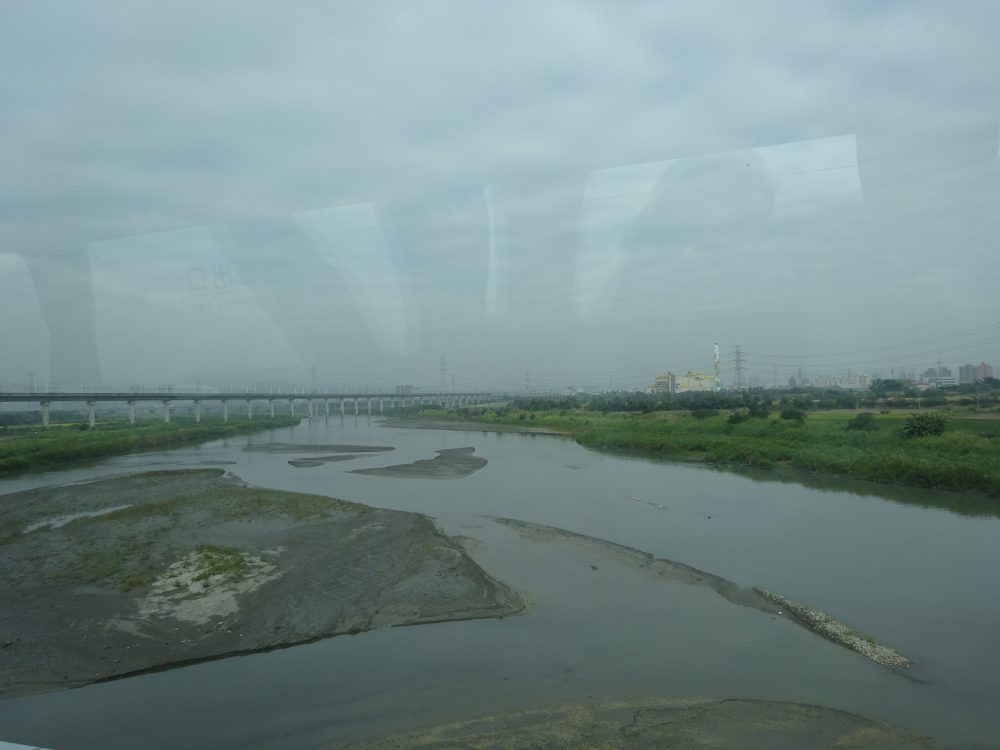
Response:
[402, 407, 1000, 498]
[0, 416, 301, 474]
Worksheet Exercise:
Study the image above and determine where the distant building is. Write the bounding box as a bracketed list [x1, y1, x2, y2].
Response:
[675, 371, 715, 393]
[923, 366, 955, 387]
[647, 373, 676, 395]
[975, 362, 994, 381]
[809, 372, 868, 390]
[959, 364, 977, 384]
[394, 384, 414, 394]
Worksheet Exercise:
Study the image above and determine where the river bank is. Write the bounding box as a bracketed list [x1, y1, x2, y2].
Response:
[395, 409, 1000, 499]
[0, 417, 302, 475]
[0, 468, 525, 699]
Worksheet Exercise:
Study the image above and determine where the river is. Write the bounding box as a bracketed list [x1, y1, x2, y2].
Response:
[1, 418, 998, 749]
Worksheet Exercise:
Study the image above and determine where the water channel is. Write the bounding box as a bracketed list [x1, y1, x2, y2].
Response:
[1, 418, 998, 748]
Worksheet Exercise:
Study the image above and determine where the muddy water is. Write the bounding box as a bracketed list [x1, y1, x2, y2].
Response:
[1, 417, 999, 749]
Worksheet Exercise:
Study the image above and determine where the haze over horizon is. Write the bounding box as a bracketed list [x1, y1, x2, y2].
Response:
[2, 1, 999, 392]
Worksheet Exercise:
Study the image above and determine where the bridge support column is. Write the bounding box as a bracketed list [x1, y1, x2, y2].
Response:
[354, 398, 359, 416]
[87, 401, 96, 428]
[247, 401, 254, 419]
[324, 400, 330, 418]
[222, 401, 229, 422]
[367, 399, 372, 417]
[128, 401, 136, 424]
[162, 400, 171, 423]
[380, 398, 384, 414]
[269, 400, 275, 418]
[289, 399, 295, 417]
[41, 401, 50, 428]
[193, 401, 201, 423]
[340, 399, 345, 417]
[308, 401, 314, 419]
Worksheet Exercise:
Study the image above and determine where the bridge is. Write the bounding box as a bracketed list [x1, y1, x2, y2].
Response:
[0, 391, 512, 428]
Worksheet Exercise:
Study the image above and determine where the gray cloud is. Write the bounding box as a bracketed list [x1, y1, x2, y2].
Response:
[2, 1, 999, 389]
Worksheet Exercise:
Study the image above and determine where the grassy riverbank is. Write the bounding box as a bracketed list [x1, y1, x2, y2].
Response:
[0, 417, 300, 474]
[405, 408, 1000, 498]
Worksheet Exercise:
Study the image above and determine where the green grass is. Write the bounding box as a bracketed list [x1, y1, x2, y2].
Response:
[54, 482, 365, 591]
[83, 483, 367, 526]
[0, 416, 301, 474]
[192, 544, 248, 582]
[410, 408, 1000, 498]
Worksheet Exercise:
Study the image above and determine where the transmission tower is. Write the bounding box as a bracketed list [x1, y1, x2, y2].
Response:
[730, 345, 746, 391]
[439, 356, 447, 393]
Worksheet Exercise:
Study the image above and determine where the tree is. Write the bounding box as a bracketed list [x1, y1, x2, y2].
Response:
[846, 412, 877, 431]
[902, 413, 945, 438]
[780, 407, 806, 424]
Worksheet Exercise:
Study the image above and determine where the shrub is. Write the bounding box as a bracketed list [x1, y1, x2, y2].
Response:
[902, 413, 946, 438]
[780, 408, 806, 424]
[690, 408, 719, 420]
[727, 412, 747, 424]
[846, 412, 877, 431]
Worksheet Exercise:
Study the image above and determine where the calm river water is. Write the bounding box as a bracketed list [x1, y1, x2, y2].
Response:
[1, 418, 998, 749]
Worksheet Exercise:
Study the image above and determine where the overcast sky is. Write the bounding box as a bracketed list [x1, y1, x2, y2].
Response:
[1, 1, 999, 391]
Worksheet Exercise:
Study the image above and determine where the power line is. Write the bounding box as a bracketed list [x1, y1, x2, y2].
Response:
[730, 345, 746, 391]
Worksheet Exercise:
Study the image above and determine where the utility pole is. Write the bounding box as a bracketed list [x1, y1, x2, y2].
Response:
[730, 345, 746, 391]
[713, 342, 721, 392]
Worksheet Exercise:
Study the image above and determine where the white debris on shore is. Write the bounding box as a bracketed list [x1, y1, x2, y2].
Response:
[755, 588, 912, 670]
[137, 548, 282, 625]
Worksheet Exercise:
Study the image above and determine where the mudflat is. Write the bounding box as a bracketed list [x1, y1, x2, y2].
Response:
[340, 697, 936, 749]
[0, 469, 524, 700]
[351, 447, 488, 479]
[493, 518, 913, 672]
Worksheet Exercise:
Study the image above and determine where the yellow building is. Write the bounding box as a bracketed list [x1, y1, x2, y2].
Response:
[675, 371, 715, 393]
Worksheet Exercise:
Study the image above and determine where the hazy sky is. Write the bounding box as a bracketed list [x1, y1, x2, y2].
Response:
[1, 1, 999, 391]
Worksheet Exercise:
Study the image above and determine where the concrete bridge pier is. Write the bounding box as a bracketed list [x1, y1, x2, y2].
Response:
[354, 398, 359, 417]
[193, 401, 201, 423]
[41, 401, 50, 428]
[87, 400, 96, 428]
[269, 399, 275, 418]
[247, 400, 254, 419]
[162, 400, 171, 423]
[128, 401, 137, 424]
[340, 399, 345, 417]
[367, 399, 372, 418]
[324, 400, 330, 418]
[307, 401, 314, 419]
[379, 398, 384, 414]
[289, 399, 295, 417]
[222, 400, 230, 422]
